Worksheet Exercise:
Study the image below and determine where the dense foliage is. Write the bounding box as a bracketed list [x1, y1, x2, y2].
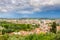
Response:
[0, 21, 39, 34]
[0, 33, 56, 40]
[50, 22, 57, 34]
[0, 21, 60, 40]
[0, 32, 60, 40]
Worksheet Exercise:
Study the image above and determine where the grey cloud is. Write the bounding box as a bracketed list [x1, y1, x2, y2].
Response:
[0, 0, 60, 14]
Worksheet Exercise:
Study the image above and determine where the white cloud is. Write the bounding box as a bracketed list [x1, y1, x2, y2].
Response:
[30, 0, 60, 6]
[17, 10, 33, 14]
[11, 0, 16, 4]
[0, 7, 8, 12]
[0, 0, 60, 14]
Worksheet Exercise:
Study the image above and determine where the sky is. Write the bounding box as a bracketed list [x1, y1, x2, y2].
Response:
[0, 0, 60, 18]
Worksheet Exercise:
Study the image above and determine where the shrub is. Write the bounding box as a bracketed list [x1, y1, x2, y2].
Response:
[7, 33, 56, 40]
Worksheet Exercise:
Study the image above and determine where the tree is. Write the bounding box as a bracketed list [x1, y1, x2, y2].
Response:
[50, 22, 57, 34]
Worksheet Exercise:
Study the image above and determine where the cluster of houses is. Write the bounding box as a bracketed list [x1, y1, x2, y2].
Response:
[0, 19, 60, 35]
[6, 19, 54, 35]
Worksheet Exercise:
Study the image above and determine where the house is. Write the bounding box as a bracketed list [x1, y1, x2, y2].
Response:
[57, 26, 60, 32]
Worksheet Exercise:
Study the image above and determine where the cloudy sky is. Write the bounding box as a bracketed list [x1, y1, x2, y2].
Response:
[0, 0, 60, 18]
